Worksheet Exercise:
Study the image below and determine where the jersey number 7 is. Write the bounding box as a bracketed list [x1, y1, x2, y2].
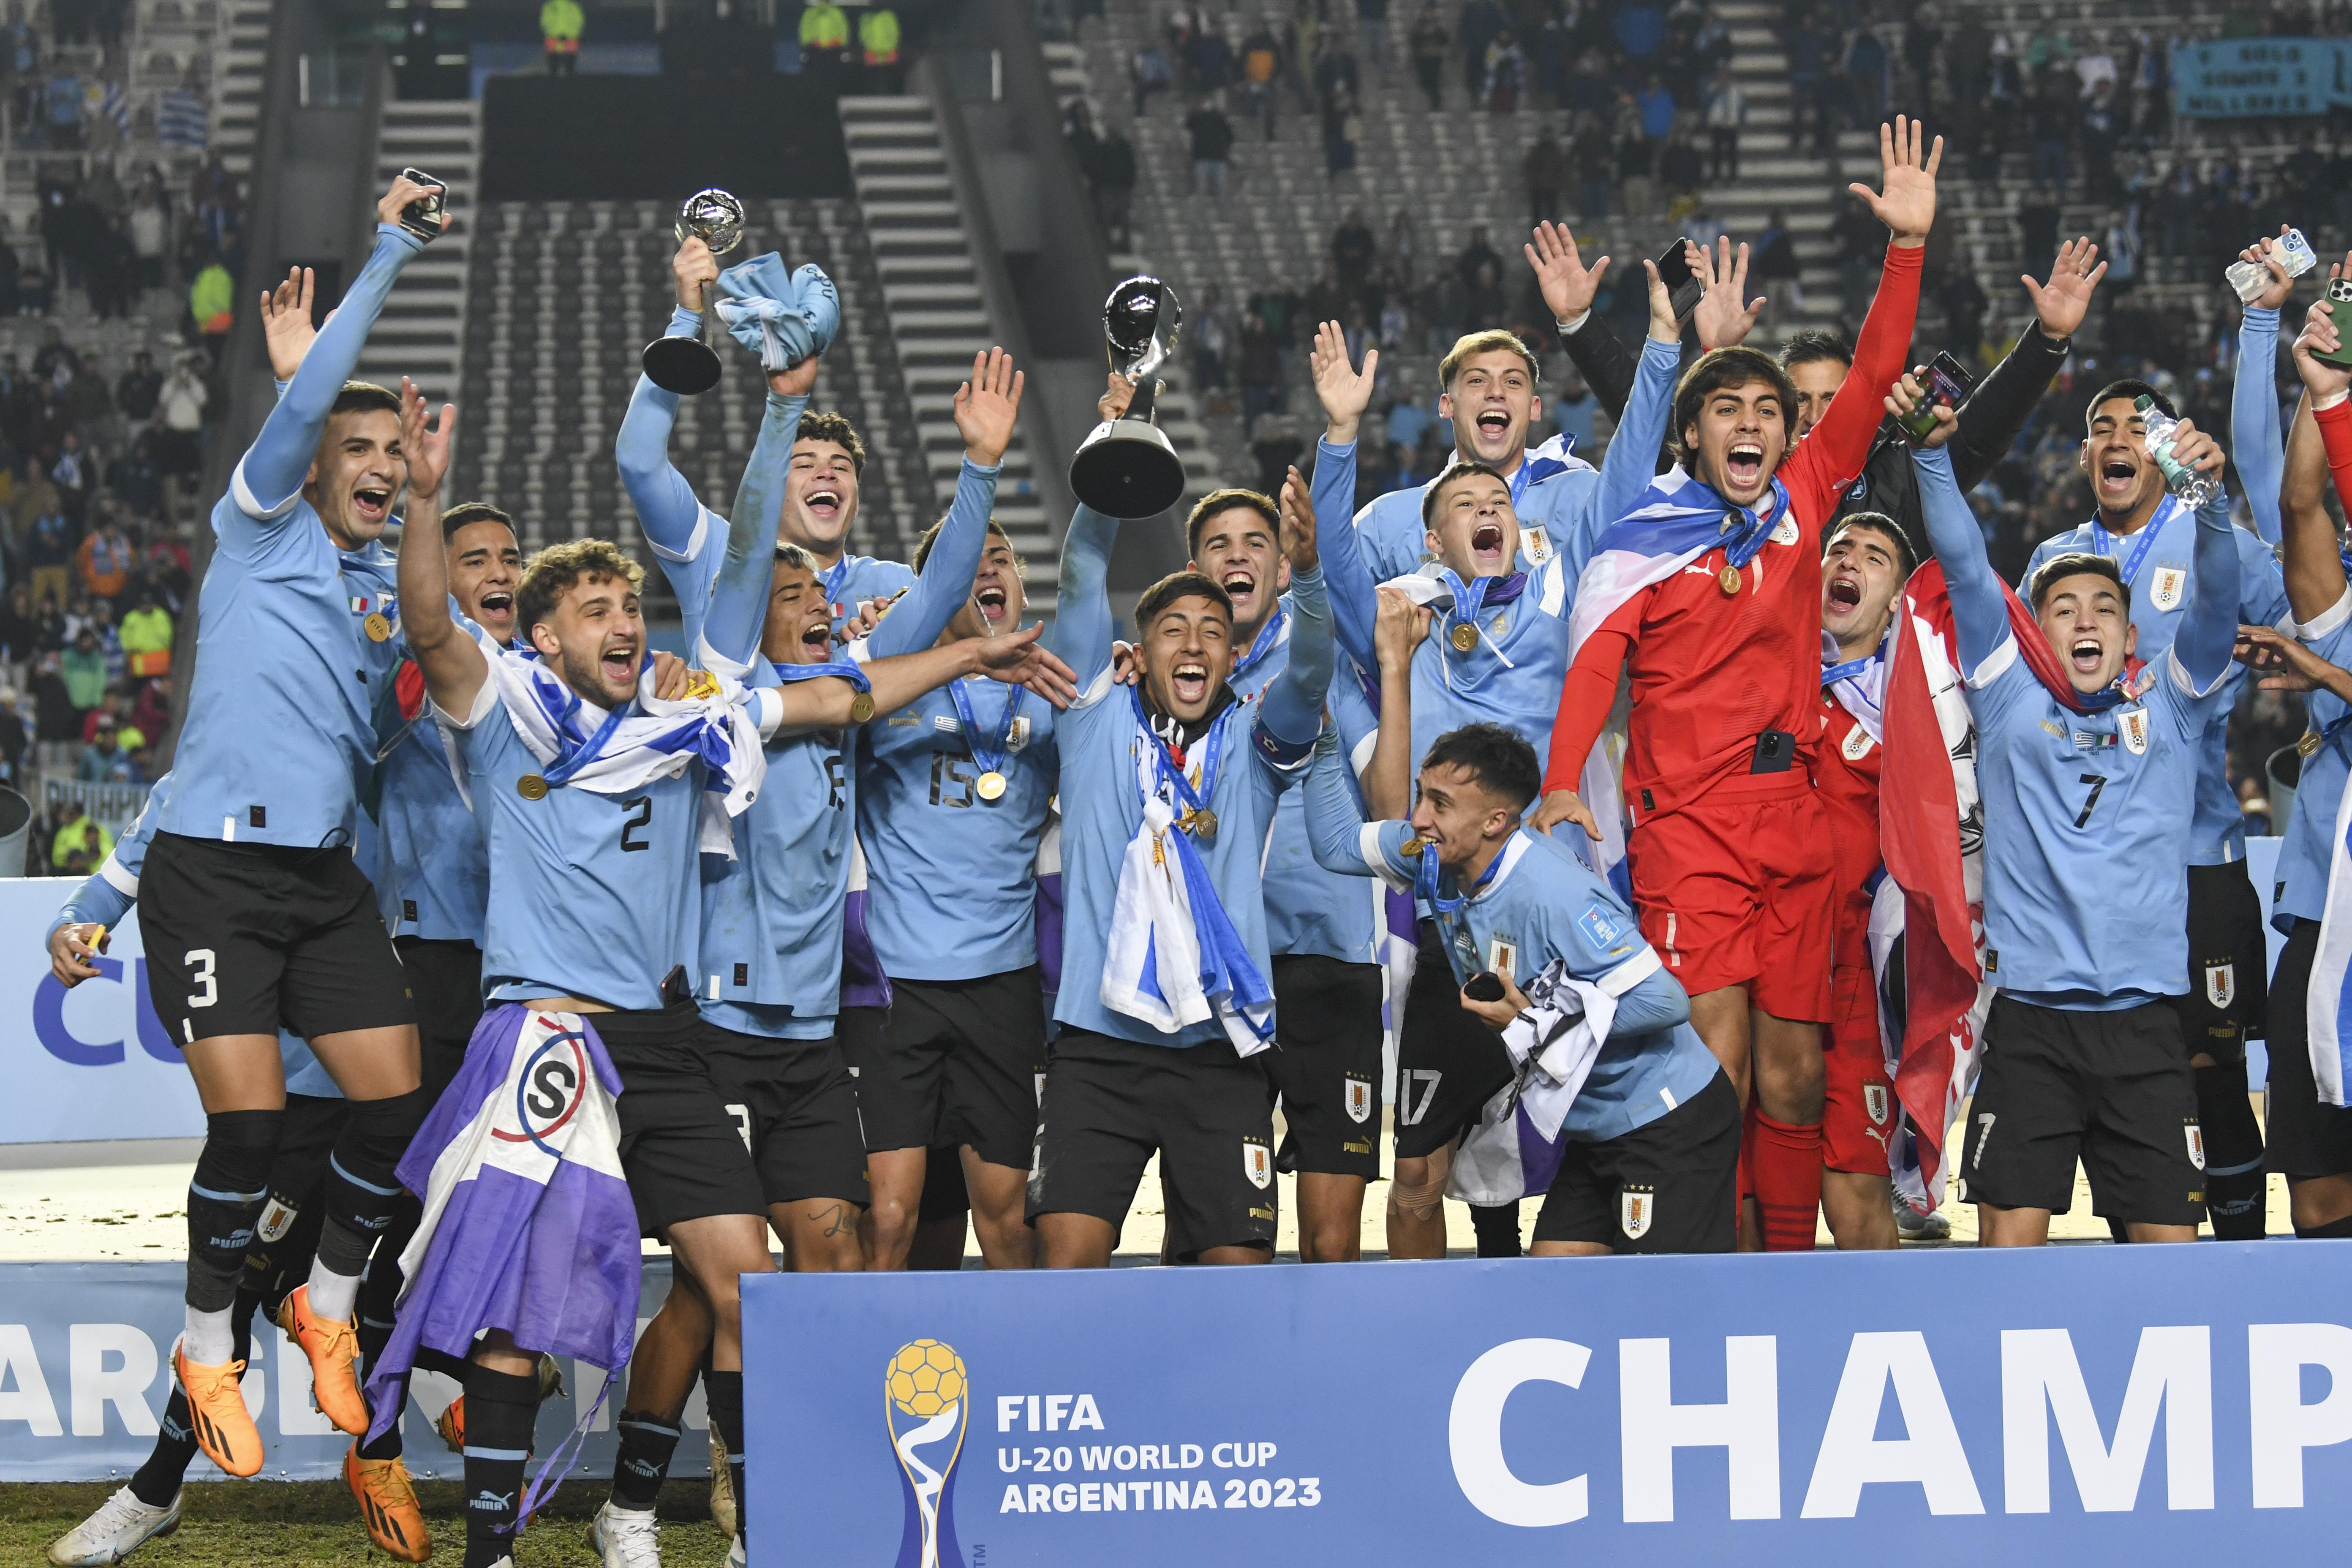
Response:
[2073, 773, 2106, 828]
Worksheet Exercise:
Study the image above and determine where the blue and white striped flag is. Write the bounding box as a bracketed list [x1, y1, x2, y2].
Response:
[156, 87, 206, 147]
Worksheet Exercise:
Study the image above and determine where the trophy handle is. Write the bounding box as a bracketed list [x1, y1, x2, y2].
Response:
[1122, 374, 1160, 425]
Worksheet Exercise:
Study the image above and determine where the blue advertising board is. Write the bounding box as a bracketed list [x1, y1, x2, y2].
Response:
[746, 1242, 2352, 1565]
[2173, 38, 2352, 117]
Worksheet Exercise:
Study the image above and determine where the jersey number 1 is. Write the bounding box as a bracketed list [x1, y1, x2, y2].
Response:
[2073, 773, 2105, 828]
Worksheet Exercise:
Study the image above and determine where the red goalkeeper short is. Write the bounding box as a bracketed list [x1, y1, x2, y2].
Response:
[1823, 960, 1897, 1176]
[1625, 788, 1835, 1022]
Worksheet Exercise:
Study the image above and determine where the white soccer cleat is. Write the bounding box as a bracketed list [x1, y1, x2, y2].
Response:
[591, 1500, 664, 1568]
[728, 1533, 746, 1567]
[46, 1485, 182, 1565]
[708, 1426, 737, 1538]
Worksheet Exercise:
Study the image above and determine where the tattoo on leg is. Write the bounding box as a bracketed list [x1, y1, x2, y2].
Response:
[810, 1202, 862, 1237]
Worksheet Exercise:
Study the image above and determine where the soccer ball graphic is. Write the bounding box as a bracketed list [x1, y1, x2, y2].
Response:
[888, 1339, 967, 1418]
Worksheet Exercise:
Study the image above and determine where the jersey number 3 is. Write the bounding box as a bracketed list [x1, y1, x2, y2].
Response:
[619, 795, 652, 851]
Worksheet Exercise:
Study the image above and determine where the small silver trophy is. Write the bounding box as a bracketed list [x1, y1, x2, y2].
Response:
[641, 188, 748, 395]
[1069, 276, 1187, 519]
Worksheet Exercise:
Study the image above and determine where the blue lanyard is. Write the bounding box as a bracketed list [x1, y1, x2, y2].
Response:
[818, 555, 852, 614]
[1437, 568, 1491, 651]
[1231, 604, 1288, 682]
[2089, 503, 2169, 590]
[1130, 685, 1225, 823]
[541, 696, 631, 786]
[947, 678, 1023, 774]
[1415, 832, 1511, 915]
[772, 658, 873, 691]
[1508, 455, 1533, 509]
[1821, 653, 1876, 685]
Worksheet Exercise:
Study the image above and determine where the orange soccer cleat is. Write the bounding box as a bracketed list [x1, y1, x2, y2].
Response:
[276, 1285, 370, 1435]
[433, 1394, 466, 1453]
[345, 1442, 433, 1562]
[173, 1340, 264, 1478]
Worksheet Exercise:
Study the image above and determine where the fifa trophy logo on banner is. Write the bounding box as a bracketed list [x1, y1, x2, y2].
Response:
[886, 1339, 969, 1568]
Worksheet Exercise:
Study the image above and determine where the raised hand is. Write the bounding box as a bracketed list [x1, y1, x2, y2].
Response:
[2236, 623, 2352, 698]
[1309, 318, 1379, 442]
[259, 265, 316, 383]
[1688, 237, 1763, 350]
[648, 649, 692, 701]
[397, 377, 456, 500]
[2245, 226, 2299, 313]
[1278, 463, 1320, 573]
[1640, 258, 1678, 345]
[972, 621, 1080, 704]
[2164, 414, 2224, 479]
[1524, 220, 1609, 325]
[1097, 371, 1136, 423]
[1851, 115, 1941, 246]
[1372, 582, 1429, 670]
[1531, 786, 1602, 841]
[377, 173, 445, 235]
[769, 344, 822, 399]
[2022, 236, 2105, 340]
[953, 347, 1025, 467]
[2292, 264, 2352, 402]
[1885, 370, 1959, 449]
[674, 235, 719, 313]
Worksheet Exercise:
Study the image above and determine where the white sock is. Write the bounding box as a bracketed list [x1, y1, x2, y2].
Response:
[304, 1261, 361, 1325]
[183, 1306, 234, 1366]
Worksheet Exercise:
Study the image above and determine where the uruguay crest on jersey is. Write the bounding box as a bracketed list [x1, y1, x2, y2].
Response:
[2150, 565, 2187, 612]
[1620, 1184, 1655, 1239]
[1243, 1137, 1271, 1190]
[2119, 704, 2149, 755]
[2205, 961, 2235, 1010]
[1344, 1073, 1373, 1124]
[1864, 1083, 1890, 1126]
[1521, 525, 1553, 565]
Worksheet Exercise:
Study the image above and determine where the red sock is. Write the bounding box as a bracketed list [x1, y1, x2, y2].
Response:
[1751, 1113, 1824, 1252]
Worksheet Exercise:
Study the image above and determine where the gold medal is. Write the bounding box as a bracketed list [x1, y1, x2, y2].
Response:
[1184, 808, 1219, 841]
[849, 692, 876, 723]
[363, 611, 392, 642]
[516, 773, 549, 800]
[1400, 836, 1426, 857]
[1450, 623, 1479, 653]
[2300, 730, 2324, 758]
[975, 769, 1007, 801]
[1719, 564, 1742, 595]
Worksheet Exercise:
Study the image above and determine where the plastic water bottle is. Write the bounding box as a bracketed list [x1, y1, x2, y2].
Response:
[2135, 395, 2220, 510]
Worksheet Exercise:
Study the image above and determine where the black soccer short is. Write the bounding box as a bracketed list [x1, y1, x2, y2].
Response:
[395, 937, 484, 1104]
[1265, 955, 1384, 1179]
[140, 832, 414, 1048]
[1027, 1027, 1277, 1258]
[838, 968, 1046, 1171]
[702, 1024, 871, 1209]
[2173, 860, 2269, 1057]
[1394, 920, 1514, 1161]
[1531, 1070, 1740, 1253]
[582, 994, 768, 1238]
[2262, 919, 2352, 1179]
[920, 1145, 971, 1221]
[1956, 996, 2206, 1226]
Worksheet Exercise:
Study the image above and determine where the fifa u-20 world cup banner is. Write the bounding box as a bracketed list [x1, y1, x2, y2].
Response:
[746, 1242, 2352, 1567]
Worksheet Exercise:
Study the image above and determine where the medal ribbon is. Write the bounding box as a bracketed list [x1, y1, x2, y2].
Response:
[539, 695, 632, 786]
[1414, 830, 1511, 915]
[1433, 568, 1529, 665]
[948, 678, 1024, 778]
[1820, 653, 1877, 685]
[1129, 685, 1225, 829]
[818, 555, 852, 616]
[771, 658, 874, 691]
[1231, 603, 1289, 682]
[2089, 498, 2173, 589]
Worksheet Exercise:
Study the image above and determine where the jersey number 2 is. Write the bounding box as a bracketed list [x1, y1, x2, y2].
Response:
[619, 796, 652, 852]
[2073, 773, 2106, 828]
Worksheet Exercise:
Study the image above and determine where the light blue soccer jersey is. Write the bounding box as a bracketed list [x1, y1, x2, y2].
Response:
[2021, 327, 2290, 865]
[1928, 445, 2240, 1006]
[2273, 589, 2352, 932]
[1239, 622, 1382, 966]
[1349, 336, 1683, 588]
[1302, 747, 1715, 1141]
[164, 223, 427, 848]
[442, 674, 708, 1010]
[855, 677, 1058, 981]
[1051, 505, 1333, 1047]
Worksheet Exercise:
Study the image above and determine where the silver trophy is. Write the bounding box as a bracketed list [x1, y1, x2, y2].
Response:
[1069, 276, 1187, 519]
[641, 188, 748, 395]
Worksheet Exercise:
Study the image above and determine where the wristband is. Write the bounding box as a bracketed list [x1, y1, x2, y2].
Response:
[2314, 389, 2350, 413]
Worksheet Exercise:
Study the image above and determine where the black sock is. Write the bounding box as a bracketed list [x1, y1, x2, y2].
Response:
[608, 1408, 683, 1510]
[354, 1200, 421, 1461]
[705, 1370, 745, 1544]
[318, 1090, 431, 1284]
[2297, 1212, 2352, 1239]
[129, 1388, 199, 1506]
[462, 1365, 541, 1568]
[2196, 1061, 2267, 1239]
[185, 1110, 282, 1316]
[229, 1292, 259, 1367]
[1469, 1201, 1522, 1258]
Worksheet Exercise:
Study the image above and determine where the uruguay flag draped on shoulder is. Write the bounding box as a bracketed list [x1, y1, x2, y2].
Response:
[362, 1008, 640, 1445]
[1560, 466, 1786, 897]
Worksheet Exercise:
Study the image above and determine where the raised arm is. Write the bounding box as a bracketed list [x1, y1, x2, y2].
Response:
[1950, 235, 2102, 493]
[233, 185, 435, 520]
[2175, 472, 2243, 693]
[1362, 584, 1427, 818]
[2232, 238, 2294, 546]
[1258, 473, 1331, 750]
[865, 349, 1021, 659]
[393, 381, 487, 718]
[1526, 222, 1635, 419]
[1896, 386, 2009, 675]
[1574, 264, 1685, 560]
[698, 384, 808, 664]
[1308, 320, 1380, 670]
[1304, 725, 1415, 887]
[2289, 280, 2352, 621]
[616, 240, 721, 569]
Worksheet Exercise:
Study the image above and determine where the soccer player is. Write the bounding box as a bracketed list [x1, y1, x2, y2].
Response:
[133, 177, 444, 1484]
[621, 233, 905, 626]
[2012, 246, 2295, 1241]
[1302, 721, 1739, 1254]
[1309, 264, 1682, 1259]
[1536, 117, 1937, 1252]
[1029, 416, 1332, 1269]
[2241, 280, 2352, 1241]
[1899, 373, 2238, 1245]
[1813, 510, 1914, 1249]
[845, 512, 1061, 1271]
